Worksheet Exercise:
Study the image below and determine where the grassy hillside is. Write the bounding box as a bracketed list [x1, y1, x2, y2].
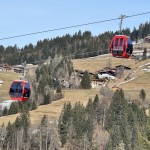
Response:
[0, 71, 20, 100]
[72, 54, 136, 72]
[0, 55, 150, 126]
[121, 71, 150, 99]
[73, 54, 150, 96]
[0, 88, 100, 126]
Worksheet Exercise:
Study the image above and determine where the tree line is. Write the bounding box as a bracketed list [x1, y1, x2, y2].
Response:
[0, 21, 150, 65]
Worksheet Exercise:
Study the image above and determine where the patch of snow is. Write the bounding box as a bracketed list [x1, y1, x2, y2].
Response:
[0, 100, 18, 110]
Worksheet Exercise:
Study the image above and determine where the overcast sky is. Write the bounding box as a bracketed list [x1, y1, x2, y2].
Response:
[0, 0, 150, 48]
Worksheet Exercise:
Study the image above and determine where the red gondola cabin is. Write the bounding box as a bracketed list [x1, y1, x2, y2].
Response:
[9, 80, 31, 101]
[110, 35, 133, 58]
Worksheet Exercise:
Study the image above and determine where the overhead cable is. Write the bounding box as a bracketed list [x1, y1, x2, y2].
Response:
[0, 11, 150, 41]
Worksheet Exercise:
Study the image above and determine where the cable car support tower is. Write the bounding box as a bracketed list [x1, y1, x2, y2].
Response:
[119, 14, 126, 34]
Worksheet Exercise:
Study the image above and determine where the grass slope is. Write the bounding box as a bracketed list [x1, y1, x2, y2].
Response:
[0, 55, 150, 126]
[0, 71, 20, 100]
[0, 89, 100, 126]
[72, 54, 136, 72]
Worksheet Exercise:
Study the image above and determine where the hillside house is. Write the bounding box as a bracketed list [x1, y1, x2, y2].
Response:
[91, 79, 106, 88]
[144, 36, 150, 43]
[0, 80, 3, 86]
[0, 64, 12, 71]
[75, 69, 95, 80]
[143, 65, 150, 72]
[96, 68, 116, 80]
[115, 65, 131, 70]
[97, 70, 116, 76]
[0, 67, 3, 71]
[98, 73, 115, 80]
[13, 65, 24, 73]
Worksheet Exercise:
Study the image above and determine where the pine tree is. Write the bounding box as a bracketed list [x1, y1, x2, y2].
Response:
[85, 99, 95, 141]
[8, 102, 19, 115]
[5, 121, 16, 149]
[19, 103, 30, 143]
[131, 124, 139, 150]
[142, 47, 147, 60]
[80, 71, 91, 89]
[43, 92, 51, 104]
[110, 125, 122, 149]
[131, 27, 138, 42]
[105, 89, 128, 130]
[40, 114, 48, 126]
[105, 89, 130, 149]
[86, 98, 95, 118]
[139, 89, 146, 102]
[56, 85, 62, 93]
[72, 102, 86, 140]
[93, 94, 99, 109]
[35, 67, 40, 81]
[14, 116, 22, 129]
[58, 102, 72, 146]
[2, 107, 8, 116]
[31, 100, 37, 110]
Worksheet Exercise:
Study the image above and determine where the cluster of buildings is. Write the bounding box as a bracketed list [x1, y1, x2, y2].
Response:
[0, 62, 132, 89]
[0, 64, 12, 71]
[0, 63, 36, 74]
[75, 65, 131, 88]
[0, 63, 26, 74]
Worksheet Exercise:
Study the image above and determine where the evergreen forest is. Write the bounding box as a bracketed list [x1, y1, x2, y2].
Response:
[0, 21, 150, 65]
[0, 89, 150, 149]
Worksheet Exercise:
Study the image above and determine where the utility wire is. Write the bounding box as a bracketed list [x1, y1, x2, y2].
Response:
[0, 11, 150, 41]
[126, 11, 150, 18]
[0, 18, 119, 40]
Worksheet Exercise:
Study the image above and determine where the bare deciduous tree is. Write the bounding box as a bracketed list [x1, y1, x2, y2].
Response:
[100, 86, 113, 127]
[92, 123, 109, 150]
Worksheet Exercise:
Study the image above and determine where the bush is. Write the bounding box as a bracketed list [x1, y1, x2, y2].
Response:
[8, 102, 19, 115]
